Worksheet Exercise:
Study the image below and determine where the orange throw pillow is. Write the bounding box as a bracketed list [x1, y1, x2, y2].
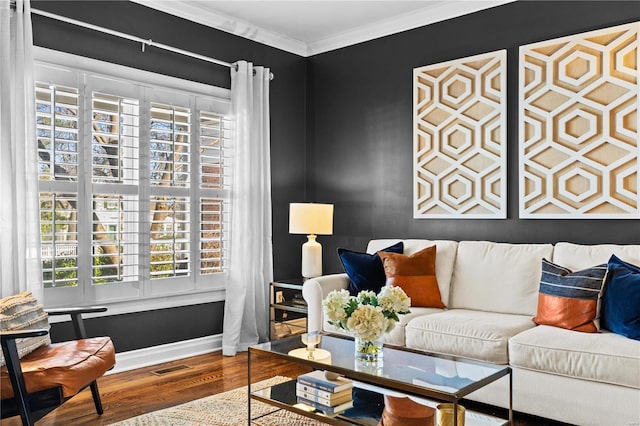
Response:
[378, 246, 445, 308]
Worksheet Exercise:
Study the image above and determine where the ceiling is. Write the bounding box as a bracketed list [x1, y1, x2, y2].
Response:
[131, 0, 515, 56]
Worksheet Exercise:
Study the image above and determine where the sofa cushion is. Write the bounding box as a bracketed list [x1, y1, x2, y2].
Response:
[552, 242, 640, 271]
[339, 242, 404, 296]
[509, 325, 640, 390]
[450, 241, 553, 315]
[378, 246, 445, 308]
[0, 292, 51, 367]
[600, 255, 640, 340]
[533, 259, 607, 332]
[405, 309, 536, 364]
[385, 307, 445, 346]
[367, 240, 458, 306]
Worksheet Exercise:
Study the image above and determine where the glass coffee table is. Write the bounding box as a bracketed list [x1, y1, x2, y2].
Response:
[248, 333, 512, 425]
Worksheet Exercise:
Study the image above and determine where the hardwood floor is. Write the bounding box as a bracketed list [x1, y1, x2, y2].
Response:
[3, 352, 307, 426]
[3, 351, 571, 425]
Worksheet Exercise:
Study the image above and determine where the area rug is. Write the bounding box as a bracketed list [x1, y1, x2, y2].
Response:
[109, 376, 325, 426]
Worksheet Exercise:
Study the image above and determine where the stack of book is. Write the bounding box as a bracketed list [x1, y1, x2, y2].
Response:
[296, 370, 354, 415]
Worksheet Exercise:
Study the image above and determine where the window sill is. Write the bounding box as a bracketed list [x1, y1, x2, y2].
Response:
[46, 287, 226, 323]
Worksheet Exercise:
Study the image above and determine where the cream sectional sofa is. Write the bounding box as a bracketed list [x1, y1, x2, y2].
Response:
[302, 240, 640, 425]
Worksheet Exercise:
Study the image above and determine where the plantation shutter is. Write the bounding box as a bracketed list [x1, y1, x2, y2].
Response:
[36, 82, 80, 288]
[149, 103, 192, 279]
[91, 91, 141, 284]
[199, 111, 231, 274]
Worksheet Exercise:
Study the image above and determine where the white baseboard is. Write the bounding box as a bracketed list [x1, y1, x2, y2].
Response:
[108, 334, 222, 374]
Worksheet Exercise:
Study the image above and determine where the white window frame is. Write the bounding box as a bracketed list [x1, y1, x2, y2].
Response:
[34, 47, 231, 317]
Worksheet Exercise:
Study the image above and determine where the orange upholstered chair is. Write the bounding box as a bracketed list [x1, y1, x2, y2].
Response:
[1, 306, 116, 426]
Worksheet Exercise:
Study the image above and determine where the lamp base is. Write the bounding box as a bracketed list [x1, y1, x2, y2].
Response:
[301, 235, 322, 278]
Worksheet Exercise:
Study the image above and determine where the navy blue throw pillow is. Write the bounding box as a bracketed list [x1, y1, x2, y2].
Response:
[601, 254, 640, 340]
[338, 242, 403, 296]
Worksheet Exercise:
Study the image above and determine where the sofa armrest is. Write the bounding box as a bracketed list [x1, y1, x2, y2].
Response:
[302, 273, 349, 332]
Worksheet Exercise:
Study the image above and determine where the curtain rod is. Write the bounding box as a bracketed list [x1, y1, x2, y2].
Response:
[30, 7, 274, 80]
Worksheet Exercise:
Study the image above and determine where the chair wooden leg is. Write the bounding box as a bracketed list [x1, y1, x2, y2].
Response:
[1, 339, 35, 426]
[89, 381, 104, 415]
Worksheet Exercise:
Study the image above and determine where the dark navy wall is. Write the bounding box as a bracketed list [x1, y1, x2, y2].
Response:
[307, 1, 640, 275]
[51, 303, 224, 352]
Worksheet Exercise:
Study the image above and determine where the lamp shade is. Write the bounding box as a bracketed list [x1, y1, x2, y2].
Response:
[289, 203, 333, 235]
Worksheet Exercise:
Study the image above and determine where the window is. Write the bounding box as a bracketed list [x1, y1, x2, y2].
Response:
[35, 49, 231, 308]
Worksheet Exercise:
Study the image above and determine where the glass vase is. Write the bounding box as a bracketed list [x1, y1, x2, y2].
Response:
[354, 335, 384, 363]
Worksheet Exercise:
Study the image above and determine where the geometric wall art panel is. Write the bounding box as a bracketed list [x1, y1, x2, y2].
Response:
[519, 22, 639, 218]
[414, 50, 507, 218]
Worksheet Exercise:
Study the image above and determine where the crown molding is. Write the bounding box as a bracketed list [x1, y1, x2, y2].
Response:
[131, 0, 309, 56]
[307, 1, 515, 56]
[132, 0, 516, 58]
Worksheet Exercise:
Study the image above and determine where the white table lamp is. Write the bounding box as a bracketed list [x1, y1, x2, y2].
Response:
[289, 203, 333, 279]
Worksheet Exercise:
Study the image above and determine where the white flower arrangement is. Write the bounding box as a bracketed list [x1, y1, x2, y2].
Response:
[323, 286, 411, 342]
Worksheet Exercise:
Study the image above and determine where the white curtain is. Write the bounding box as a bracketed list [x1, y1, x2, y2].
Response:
[222, 61, 274, 356]
[0, 0, 42, 301]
